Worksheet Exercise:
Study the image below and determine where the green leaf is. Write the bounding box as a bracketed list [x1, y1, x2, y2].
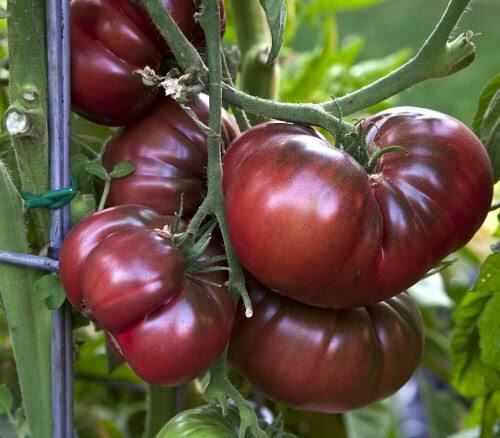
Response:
[479, 291, 500, 371]
[344, 400, 395, 438]
[451, 254, 500, 397]
[204, 352, 268, 438]
[259, 0, 287, 64]
[479, 92, 500, 183]
[473, 74, 500, 133]
[419, 374, 463, 437]
[109, 161, 135, 179]
[35, 275, 66, 310]
[300, 0, 386, 19]
[0, 384, 13, 415]
[407, 274, 454, 308]
[85, 161, 109, 181]
[281, 20, 342, 102]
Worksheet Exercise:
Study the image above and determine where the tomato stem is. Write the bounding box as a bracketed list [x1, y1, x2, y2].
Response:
[97, 178, 111, 212]
[144, 0, 475, 135]
[322, 0, 475, 116]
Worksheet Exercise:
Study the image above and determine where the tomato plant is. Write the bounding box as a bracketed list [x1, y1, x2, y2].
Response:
[59, 205, 235, 385]
[70, 0, 226, 125]
[229, 277, 424, 413]
[103, 94, 239, 216]
[223, 109, 494, 309]
[2, 0, 500, 437]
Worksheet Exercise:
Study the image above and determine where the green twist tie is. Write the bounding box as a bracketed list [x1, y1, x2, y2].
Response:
[21, 176, 79, 210]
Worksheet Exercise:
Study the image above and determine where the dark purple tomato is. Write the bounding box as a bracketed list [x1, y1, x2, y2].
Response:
[71, 0, 226, 126]
[60, 205, 235, 385]
[103, 94, 239, 217]
[223, 108, 494, 309]
[229, 278, 424, 413]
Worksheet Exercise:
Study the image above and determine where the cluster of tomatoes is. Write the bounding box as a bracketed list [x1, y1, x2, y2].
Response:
[61, 0, 494, 413]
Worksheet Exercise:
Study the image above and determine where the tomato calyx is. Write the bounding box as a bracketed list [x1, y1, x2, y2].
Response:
[154, 216, 229, 286]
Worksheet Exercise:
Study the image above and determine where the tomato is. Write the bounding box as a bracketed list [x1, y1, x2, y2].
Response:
[229, 278, 424, 413]
[71, 0, 226, 125]
[157, 405, 240, 438]
[60, 205, 235, 385]
[223, 108, 494, 309]
[103, 94, 239, 216]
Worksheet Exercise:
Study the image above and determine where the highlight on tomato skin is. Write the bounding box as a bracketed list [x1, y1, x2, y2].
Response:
[229, 277, 425, 413]
[70, 0, 227, 126]
[222, 108, 494, 310]
[59, 205, 236, 385]
[103, 94, 240, 217]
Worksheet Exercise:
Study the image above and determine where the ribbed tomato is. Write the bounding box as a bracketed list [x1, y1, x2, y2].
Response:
[229, 278, 424, 413]
[103, 95, 239, 216]
[71, 0, 226, 125]
[223, 108, 493, 309]
[59, 205, 235, 385]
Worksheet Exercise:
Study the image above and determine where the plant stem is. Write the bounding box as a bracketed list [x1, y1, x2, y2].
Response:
[142, 0, 206, 75]
[7, 0, 50, 246]
[98, 178, 111, 211]
[143, 0, 475, 132]
[323, 0, 475, 116]
[230, 0, 280, 124]
[222, 84, 354, 136]
[143, 386, 176, 438]
[198, 0, 253, 315]
[221, 51, 251, 131]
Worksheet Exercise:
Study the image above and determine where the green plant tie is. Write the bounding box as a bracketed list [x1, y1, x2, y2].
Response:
[21, 176, 79, 210]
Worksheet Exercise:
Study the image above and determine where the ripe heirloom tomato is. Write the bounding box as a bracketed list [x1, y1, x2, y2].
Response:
[60, 205, 235, 385]
[223, 108, 494, 309]
[104, 94, 239, 216]
[229, 278, 424, 413]
[71, 0, 226, 125]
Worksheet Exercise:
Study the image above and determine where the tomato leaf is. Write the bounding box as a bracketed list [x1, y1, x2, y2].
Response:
[85, 161, 109, 181]
[204, 352, 268, 438]
[0, 384, 13, 415]
[344, 400, 395, 438]
[473, 74, 500, 133]
[299, 0, 386, 20]
[451, 254, 500, 397]
[259, 0, 286, 64]
[478, 291, 500, 371]
[473, 75, 500, 182]
[109, 161, 135, 179]
[35, 275, 66, 310]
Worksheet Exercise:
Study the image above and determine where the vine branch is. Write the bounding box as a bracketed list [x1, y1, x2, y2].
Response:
[323, 0, 475, 115]
[144, 0, 475, 134]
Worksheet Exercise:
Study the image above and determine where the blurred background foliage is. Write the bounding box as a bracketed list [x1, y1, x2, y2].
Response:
[0, 0, 499, 437]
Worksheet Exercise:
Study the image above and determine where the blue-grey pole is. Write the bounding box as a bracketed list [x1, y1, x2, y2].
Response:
[46, 0, 73, 436]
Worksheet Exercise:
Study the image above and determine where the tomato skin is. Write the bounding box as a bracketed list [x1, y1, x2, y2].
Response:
[103, 95, 239, 216]
[60, 205, 235, 385]
[59, 205, 167, 312]
[229, 278, 424, 413]
[71, 0, 226, 126]
[223, 108, 494, 309]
